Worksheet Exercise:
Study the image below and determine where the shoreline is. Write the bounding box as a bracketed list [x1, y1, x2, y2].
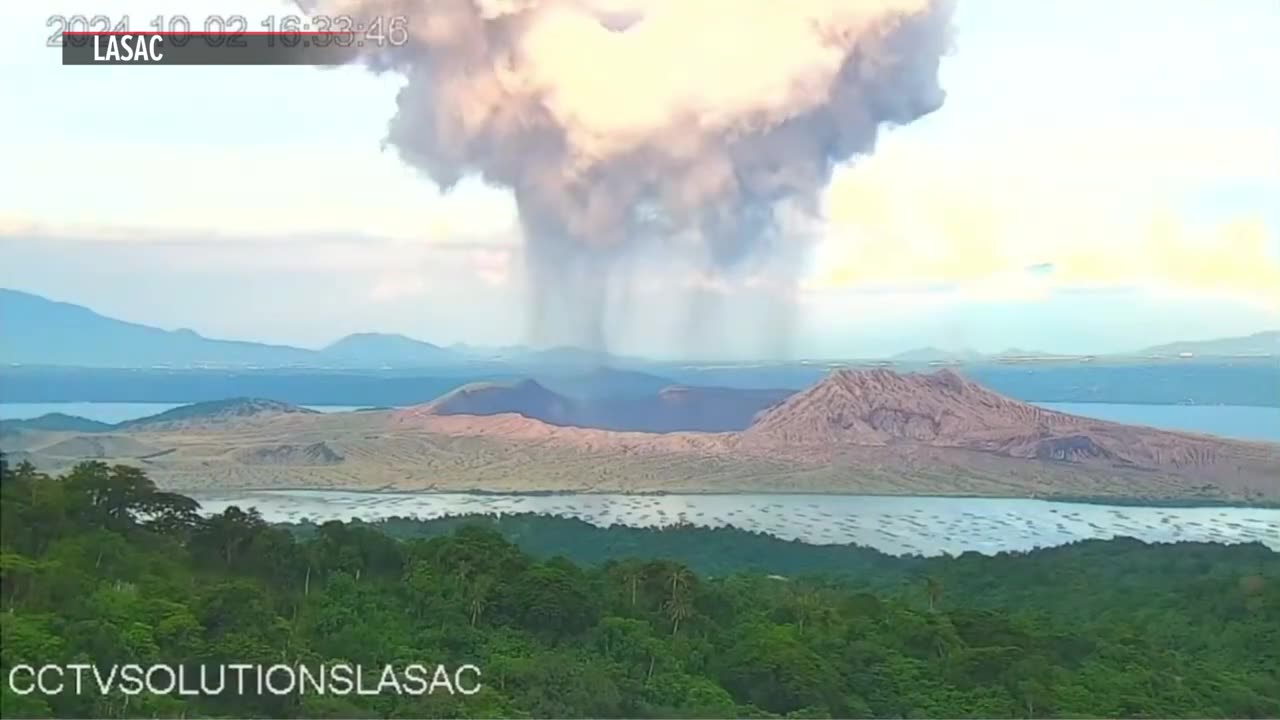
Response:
[186, 486, 1280, 511]
[7, 397, 1280, 414]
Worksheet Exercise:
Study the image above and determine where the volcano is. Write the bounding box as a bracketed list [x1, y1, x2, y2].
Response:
[411, 377, 790, 432]
[13, 369, 1277, 502]
[739, 369, 1258, 473]
[743, 368, 1073, 446]
[421, 379, 578, 426]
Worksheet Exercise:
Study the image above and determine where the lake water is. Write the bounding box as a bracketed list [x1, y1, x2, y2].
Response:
[0, 403, 366, 424]
[191, 490, 1280, 557]
[1, 401, 1277, 441]
[7, 401, 1273, 556]
[1034, 402, 1280, 442]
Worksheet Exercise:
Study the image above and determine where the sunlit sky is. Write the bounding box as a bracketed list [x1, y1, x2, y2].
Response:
[1, 0, 1277, 358]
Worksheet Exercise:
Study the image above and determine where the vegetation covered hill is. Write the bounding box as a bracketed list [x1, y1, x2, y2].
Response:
[286, 513, 1280, 603]
[0, 413, 112, 435]
[1, 456, 1277, 718]
[116, 397, 318, 430]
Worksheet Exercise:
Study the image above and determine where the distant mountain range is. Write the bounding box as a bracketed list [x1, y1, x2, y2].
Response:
[319, 333, 456, 366]
[0, 288, 461, 369]
[0, 289, 318, 367]
[889, 347, 982, 363]
[888, 347, 1048, 363]
[1139, 332, 1279, 357]
[0, 288, 653, 369]
[2, 288, 1275, 368]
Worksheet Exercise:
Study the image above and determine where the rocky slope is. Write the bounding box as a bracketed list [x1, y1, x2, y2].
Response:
[422, 379, 579, 425]
[418, 378, 790, 432]
[740, 369, 1273, 477]
[117, 398, 318, 431]
[10, 370, 1277, 502]
[393, 368, 1277, 500]
[743, 369, 1074, 445]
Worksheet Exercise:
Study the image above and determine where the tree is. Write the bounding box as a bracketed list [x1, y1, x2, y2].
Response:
[0, 552, 48, 608]
[614, 561, 646, 608]
[6, 459, 42, 485]
[666, 564, 695, 601]
[790, 586, 829, 634]
[506, 562, 599, 639]
[467, 575, 493, 627]
[664, 592, 694, 636]
[3, 462, 1280, 718]
[190, 506, 267, 568]
[138, 491, 202, 536]
[719, 624, 842, 715]
[63, 462, 162, 531]
[925, 576, 943, 612]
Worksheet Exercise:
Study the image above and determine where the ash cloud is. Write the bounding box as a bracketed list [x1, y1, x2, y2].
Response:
[304, 0, 955, 356]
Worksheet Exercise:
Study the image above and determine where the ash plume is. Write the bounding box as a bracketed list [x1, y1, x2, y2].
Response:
[305, 0, 955, 355]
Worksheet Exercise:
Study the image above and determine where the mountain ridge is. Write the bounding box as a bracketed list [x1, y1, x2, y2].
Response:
[0, 413, 114, 435]
[5, 288, 1275, 368]
[0, 289, 316, 367]
[743, 368, 1071, 445]
[731, 370, 1274, 482]
[320, 332, 457, 366]
[1140, 331, 1279, 356]
[10, 369, 1276, 502]
[412, 378, 793, 432]
[423, 379, 579, 425]
[116, 397, 318, 430]
[391, 368, 1277, 500]
[0, 289, 464, 369]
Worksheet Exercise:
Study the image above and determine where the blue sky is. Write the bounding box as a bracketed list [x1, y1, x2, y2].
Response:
[1, 0, 1276, 358]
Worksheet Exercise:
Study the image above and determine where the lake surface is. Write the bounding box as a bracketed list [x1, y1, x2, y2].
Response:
[1035, 402, 1280, 442]
[0, 403, 365, 424]
[2, 401, 1276, 441]
[192, 490, 1280, 557]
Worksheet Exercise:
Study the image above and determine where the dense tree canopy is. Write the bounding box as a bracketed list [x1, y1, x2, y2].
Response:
[1, 459, 1277, 718]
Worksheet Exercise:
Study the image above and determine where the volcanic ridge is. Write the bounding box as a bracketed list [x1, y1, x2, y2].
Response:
[738, 369, 1250, 471]
[8, 370, 1277, 502]
[390, 368, 1276, 499]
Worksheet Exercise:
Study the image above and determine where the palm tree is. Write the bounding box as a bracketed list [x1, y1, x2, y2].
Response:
[466, 577, 492, 627]
[664, 593, 693, 636]
[925, 576, 943, 612]
[666, 565, 695, 602]
[791, 587, 826, 633]
[453, 559, 475, 584]
[619, 563, 644, 608]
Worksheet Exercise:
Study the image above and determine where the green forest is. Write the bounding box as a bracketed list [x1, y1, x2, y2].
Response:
[2, 459, 1278, 718]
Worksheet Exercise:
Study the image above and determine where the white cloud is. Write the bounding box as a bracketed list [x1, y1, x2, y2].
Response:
[808, 124, 1280, 311]
[368, 273, 429, 302]
[0, 139, 520, 243]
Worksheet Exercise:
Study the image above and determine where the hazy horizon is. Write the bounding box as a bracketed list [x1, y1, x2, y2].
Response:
[1, 0, 1277, 361]
[5, 286, 1277, 363]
